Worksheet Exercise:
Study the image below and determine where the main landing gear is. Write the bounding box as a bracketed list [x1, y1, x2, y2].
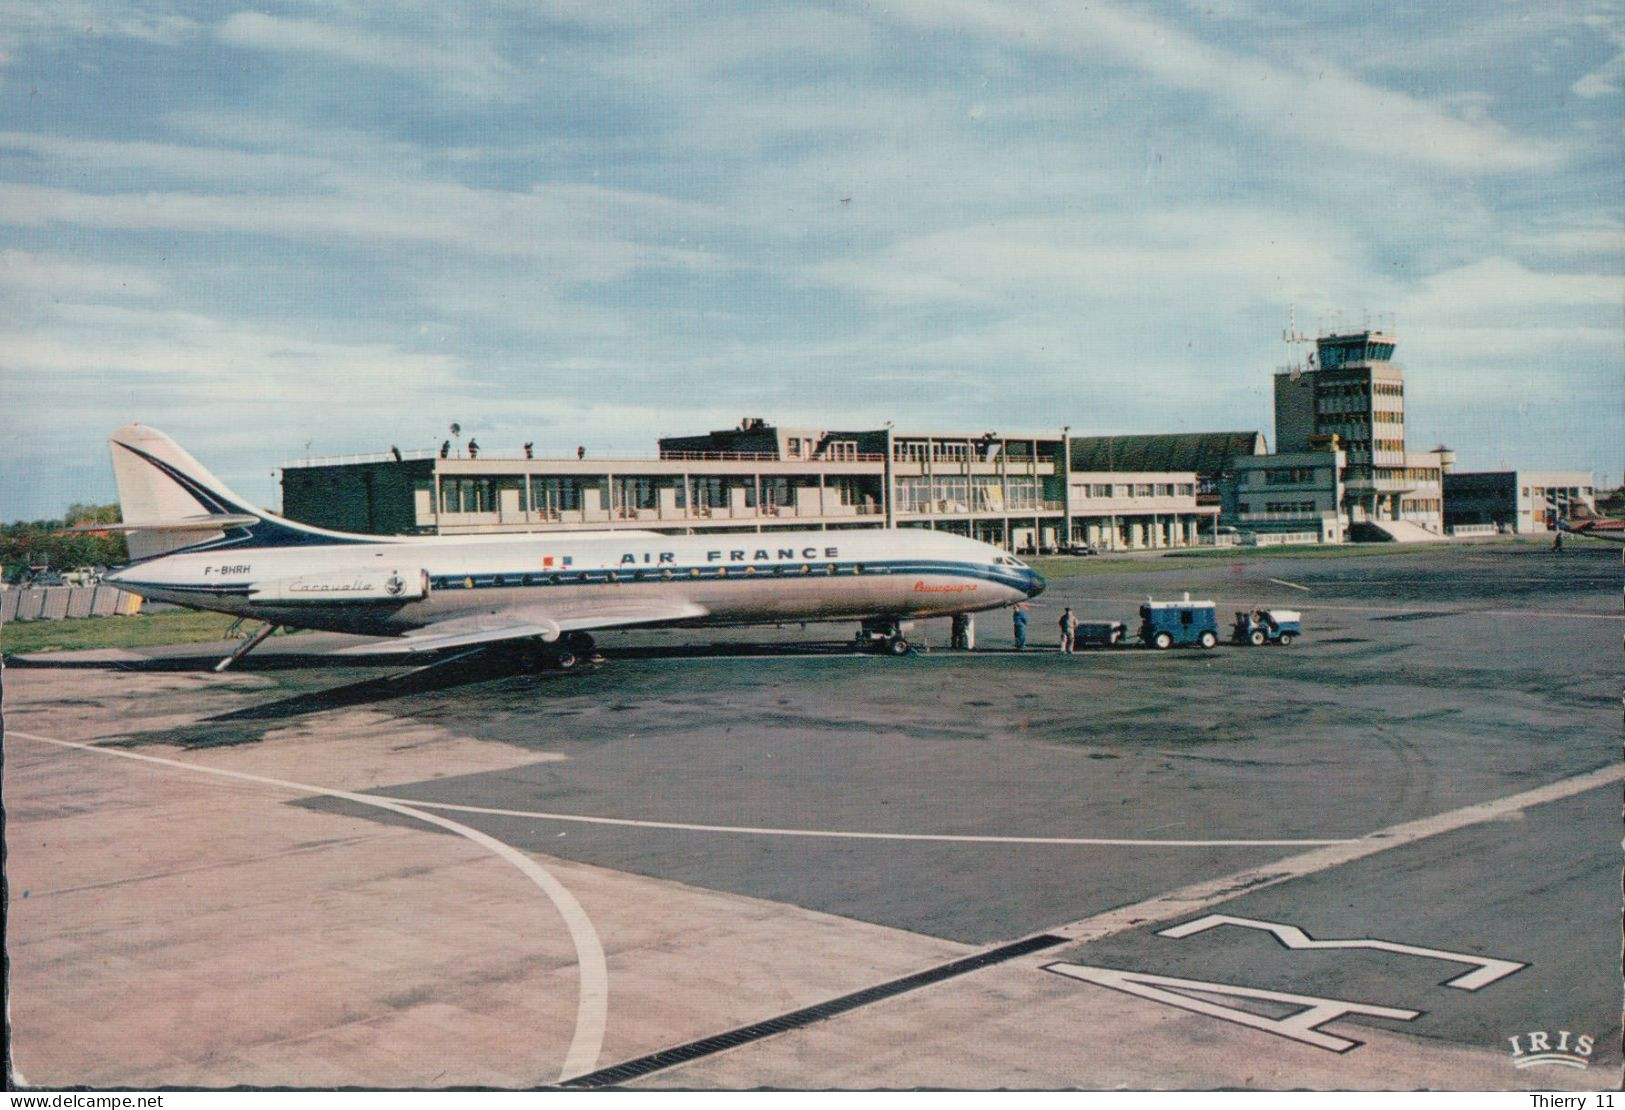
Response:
[510, 630, 598, 672]
[856, 619, 915, 656]
[546, 631, 598, 671]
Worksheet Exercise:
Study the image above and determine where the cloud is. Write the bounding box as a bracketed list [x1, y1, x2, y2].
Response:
[0, 300, 462, 384]
[215, 11, 517, 100]
[0, 130, 334, 184]
[809, 208, 1369, 312]
[1507, 221, 1625, 261]
[0, 292, 483, 511]
[1398, 256, 1622, 327]
[0, 177, 729, 282]
[0, 2, 200, 53]
[1572, 50, 1624, 97]
[0, 248, 164, 299]
[881, 0, 1566, 173]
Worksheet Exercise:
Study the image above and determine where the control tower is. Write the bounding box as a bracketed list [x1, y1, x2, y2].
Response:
[1274, 327, 1437, 527]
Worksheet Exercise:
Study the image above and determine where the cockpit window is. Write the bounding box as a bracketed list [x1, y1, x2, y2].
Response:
[994, 554, 1029, 569]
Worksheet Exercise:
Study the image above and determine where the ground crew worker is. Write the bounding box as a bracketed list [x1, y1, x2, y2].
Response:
[1059, 606, 1077, 653]
[1012, 604, 1028, 649]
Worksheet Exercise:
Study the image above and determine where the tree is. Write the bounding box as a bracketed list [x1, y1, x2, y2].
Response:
[1, 503, 127, 579]
[65, 502, 122, 526]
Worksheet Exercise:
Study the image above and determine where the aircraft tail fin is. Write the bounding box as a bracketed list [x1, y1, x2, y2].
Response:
[108, 425, 359, 559]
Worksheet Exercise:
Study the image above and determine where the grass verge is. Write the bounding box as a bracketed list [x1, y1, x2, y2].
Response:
[2, 609, 251, 654]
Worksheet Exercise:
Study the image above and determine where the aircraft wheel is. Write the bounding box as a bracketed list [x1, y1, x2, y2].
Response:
[886, 636, 911, 656]
[554, 650, 580, 671]
[1278, 632, 1294, 646]
[1249, 629, 1267, 646]
[1198, 630, 1218, 649]
[1153, 631, 1173, 650]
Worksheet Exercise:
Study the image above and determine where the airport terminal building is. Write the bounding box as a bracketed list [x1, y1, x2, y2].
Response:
[278, 325, 1594, 552]
[1442, 470, 1596, 534]
[1219, 447, 1349, 545]
[280, 420, 1223, 552]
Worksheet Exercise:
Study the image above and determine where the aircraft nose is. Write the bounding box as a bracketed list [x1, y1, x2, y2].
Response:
[1023, 569, 1046, 598]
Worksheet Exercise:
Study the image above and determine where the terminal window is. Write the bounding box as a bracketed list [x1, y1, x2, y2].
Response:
[441, 479, 497, 514]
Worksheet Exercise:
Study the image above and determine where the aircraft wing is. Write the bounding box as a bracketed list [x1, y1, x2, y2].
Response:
[332, 599, 711, 655]
[1560, 518, 1625, 543]
[65, 513, 261, 533]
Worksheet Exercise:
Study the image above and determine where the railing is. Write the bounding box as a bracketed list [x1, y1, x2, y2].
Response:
[285, 448, 891, 467]
[288, 447, 677, 467]
[1241, 531, 1324, 547]
[1235, 511, 1335, 523]
[424, 500, 888, 528]
[284, 448, 441, 467]
[659, 451, 887, 463]
[895, 500, 1065, 516]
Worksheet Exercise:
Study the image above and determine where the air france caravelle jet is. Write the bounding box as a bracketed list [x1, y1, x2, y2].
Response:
[92, 425, 1046, 671]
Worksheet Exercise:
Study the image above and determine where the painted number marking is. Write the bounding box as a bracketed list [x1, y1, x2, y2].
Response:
[1042, 963, 1419, 1053]
[1157, 914, 1527, 991]
[1044, 914, 1528, 1053]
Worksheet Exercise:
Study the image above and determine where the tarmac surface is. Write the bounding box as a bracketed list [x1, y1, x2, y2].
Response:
[4, 541, 1620, 1089]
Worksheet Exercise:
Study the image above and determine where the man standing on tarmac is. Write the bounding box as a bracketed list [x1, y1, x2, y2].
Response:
[1012, 604, 1028, 649]
[1059, 606, 1077, 653]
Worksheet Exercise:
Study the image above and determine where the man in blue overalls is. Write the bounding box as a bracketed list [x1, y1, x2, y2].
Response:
[1012, 604, 1028, 649]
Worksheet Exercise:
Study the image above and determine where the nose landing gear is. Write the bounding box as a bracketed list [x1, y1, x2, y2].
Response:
[857, 618, 916, 656]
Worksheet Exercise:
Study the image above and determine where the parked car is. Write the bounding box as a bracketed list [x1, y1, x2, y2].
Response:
[1060, 542, 1100, 556]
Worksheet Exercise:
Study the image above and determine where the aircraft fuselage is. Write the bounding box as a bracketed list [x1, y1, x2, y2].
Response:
[106, 528, 1046, 638]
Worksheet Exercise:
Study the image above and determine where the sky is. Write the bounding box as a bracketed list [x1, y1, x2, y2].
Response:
[1, 0, 1620, 520]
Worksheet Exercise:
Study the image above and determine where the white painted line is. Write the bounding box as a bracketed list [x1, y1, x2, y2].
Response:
[1041, 761, 1624, 945]
[1267, 578, 1311, 592]
[368, 797, 1355, 848]
[1299, 603, 1624, 622]
[10, 729, 608, 1084]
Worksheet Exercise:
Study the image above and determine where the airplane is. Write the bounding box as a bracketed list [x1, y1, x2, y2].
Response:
[1557, 507, 1625, 543]
[89, 425, 1047, 671]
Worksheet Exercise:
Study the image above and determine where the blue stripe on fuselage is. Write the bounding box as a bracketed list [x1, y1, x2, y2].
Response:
[420, 558, 1028, 590]
[118, 558, 1034, 600]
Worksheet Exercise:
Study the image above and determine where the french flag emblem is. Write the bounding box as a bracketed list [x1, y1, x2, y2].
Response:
[541, 555, 573, 568]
